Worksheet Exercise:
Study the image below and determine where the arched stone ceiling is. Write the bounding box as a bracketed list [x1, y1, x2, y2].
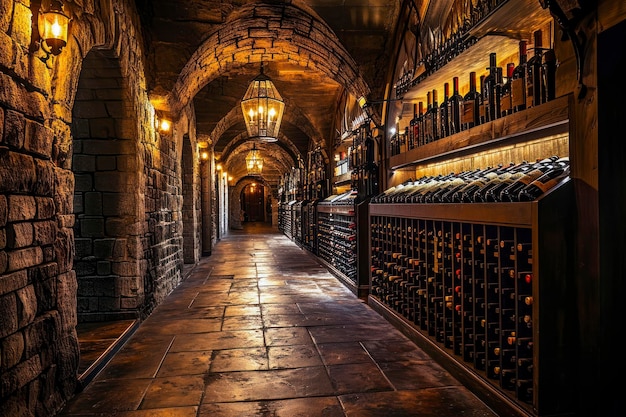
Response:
[139, 0, 400, 188]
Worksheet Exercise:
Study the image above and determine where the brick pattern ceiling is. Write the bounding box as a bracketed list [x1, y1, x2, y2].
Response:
[136, 0, 401, 189]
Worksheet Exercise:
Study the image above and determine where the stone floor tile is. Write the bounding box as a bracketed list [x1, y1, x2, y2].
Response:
[317, 342, 375, 365]
[327, 362, 393, 395]
[268, 344, 324, 369]
[156, 351, 212, 377]
[264, 326, 314, 346]
[170, 329, 265, 352]
[210, 347, 269, 372]
[140, 375, 205, 408]
[59, 379, 152, 414]
[198, 397, 345, 417]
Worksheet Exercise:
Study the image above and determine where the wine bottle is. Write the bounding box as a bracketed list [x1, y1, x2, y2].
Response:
[517, 157, 570, 201]
[430, 89, 440, 141]
[511, 40, 528, 113]
[424, 91, 433, 144]
[462, 72, 481, 130]
[543, 48, 557, 102]
[482, 52, 498, 123]
[440, 82, 451, 139]
[448, 76, 463, 135]
[527, 30, 545, 108]
[407, 103, 419, 150]
[499, 157, 559, 202]
[478, 74, 487, 124]
[500, 63, 515, 117]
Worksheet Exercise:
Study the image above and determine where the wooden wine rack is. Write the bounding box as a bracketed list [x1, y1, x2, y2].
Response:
[368, 179, 575, 417]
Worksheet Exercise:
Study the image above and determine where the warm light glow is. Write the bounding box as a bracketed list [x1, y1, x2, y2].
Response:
[159, 119, 171, 132]
[216, 164, 222, 171]
[241, 64, 284, 142]
[245, 144, 263, 176]
[390, 127, 396, 135]
[38, 0, 70, 57]
[357, 96, 367, 108]
[200, 151, 209, 160]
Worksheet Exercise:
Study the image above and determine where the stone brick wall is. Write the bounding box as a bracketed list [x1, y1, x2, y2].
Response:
[0, 0, 204, 415]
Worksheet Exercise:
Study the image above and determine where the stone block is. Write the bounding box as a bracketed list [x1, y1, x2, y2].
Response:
[24, 120, 53, 158]
[56, 271, 77, 331]
[98, 296, 121, 312]
[96, 155, 117, 171]
[93, 238, 115, 258]
[0, 229, 5, 250]
[54, 227, 74, 274]
[2, 109, 25, 149]
[0, 195, 5, 227]
[7, 195, 36, 222]
[97, 261, 111, 276]
[102, 192, 135, 216]
[33, 221, 56, 246]
[79, 217, 105, 238]
[105, 217, 129, 237]
[112, 238, 127, 258]
[0, 150, 35, 194]
[7, 247, 43, 272]
[0, 251, 8, 274]
[72, 154, 96, 173]
[6, 222, 33, 248]
[33, 159, 55, 197]
[72, 100, 108, 119]
[73, 173, 92, 193]
[1, 332, 25, 370]
[42, 245, 54, 263]
[89, 116, 118, 138]
[0, 270, 28, 296]
[84, 192, 102, 215]
[73, 194, 84, 214]
[35, 197, 55, 220]
[73, 260, 96, 277]
[0, 293, 17, 338]
[74, 238, 92, 258]
[16, 285, 36, 327]
[111, 261, 139, 277]
[91, 277, 115, 296]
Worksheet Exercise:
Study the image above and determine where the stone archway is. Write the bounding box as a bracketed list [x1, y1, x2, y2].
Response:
[71, 49, 142, 323]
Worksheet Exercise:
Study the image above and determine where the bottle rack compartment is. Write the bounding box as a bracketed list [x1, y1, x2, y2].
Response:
[370, 217, 534, 410]
[317, 209, 357, 284]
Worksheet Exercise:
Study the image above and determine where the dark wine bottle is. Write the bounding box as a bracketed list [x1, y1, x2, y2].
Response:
[527, 30, 545, 108]
[500, 63, 515, 117]
[462, 71, 480, 130]
[430, 89, 440, 141]
[482, 52, 499, 123]
[542, 48, 557, 102]
[511, 40, 528, 113]
[478, 74, 486, 124]
[448, 76, 463, 134]
[440, 82, 451, 139]
[517, 157, 570, 201]
[499, 157, 559, 202]
[424, 91, 433, 144]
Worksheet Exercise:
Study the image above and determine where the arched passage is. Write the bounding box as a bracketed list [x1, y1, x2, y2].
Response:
[71, 49, 142, 323]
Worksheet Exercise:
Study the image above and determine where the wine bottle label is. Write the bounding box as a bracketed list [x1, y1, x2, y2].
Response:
[501, 92, 512, 113]
[511, 78, 525, 107]
[462, 101, 475, 124]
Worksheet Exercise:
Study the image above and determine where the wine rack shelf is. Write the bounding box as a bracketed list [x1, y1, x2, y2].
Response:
[317, 205, 357, 287]
[390, 94, 570, 170]
[368, 179, 575, 417]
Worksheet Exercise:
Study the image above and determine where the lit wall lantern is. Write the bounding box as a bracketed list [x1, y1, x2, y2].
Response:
[240, 64, 285, 142]
[36, 0, 70, 63]
[245, 144, 263, 176]
[200, 151, 209, 161]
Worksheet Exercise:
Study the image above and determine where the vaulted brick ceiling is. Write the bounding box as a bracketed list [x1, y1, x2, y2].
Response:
[136, 0, 401, 189]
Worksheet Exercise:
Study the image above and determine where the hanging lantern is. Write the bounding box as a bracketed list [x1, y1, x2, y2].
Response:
[246, 144, 263, 176]
[240, 64, 285, 142]
[37, 0, 70, 61]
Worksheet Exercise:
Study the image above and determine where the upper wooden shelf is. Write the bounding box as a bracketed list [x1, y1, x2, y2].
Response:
[389, 94, 571, 170]
[403, 0, 554, 105]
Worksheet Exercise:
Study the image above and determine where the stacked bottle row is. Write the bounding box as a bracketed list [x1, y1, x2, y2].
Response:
[391, 30, 557, 155]
[370, 218, 534, 405]
[317, 211, 357, 283]
[371, 156, 569, 204]
[408, 0, 510, 90]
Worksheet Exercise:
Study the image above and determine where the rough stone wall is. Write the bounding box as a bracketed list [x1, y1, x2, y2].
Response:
[0, 0, 201, 415]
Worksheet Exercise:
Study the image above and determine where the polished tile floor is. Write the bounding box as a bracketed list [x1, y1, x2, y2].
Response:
[59, 222, 499, 417]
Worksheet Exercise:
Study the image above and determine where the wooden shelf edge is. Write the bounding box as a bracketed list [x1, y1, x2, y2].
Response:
[389, 94, 571, 170]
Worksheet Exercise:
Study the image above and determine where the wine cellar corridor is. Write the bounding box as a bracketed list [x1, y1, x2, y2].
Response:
[0, 1, 624, 416]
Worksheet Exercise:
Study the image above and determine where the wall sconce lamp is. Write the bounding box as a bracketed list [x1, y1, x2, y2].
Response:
[33, 0, 71, 64]
[200, 151, 209, 161]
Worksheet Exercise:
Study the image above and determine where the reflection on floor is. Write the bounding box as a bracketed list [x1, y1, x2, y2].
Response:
[76, 319, 138, 383]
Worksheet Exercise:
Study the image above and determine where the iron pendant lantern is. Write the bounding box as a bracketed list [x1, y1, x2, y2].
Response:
[241, 65, 284, 142]
[245, 144, 264, 176]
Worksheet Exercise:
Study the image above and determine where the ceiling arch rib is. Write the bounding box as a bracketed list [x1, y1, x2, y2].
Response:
[219, 131, 300, 168]
[156, 2, 371, 119]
